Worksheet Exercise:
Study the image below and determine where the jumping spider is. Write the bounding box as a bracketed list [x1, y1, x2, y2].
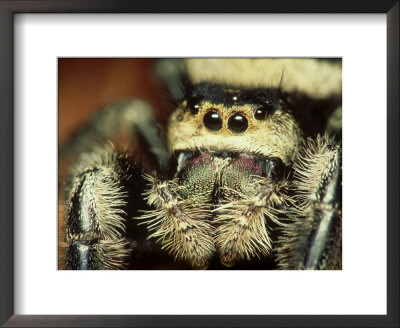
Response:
[60, 59, 342, 270]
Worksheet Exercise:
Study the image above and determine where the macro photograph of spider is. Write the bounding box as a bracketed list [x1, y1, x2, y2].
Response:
[58, 58, 342, 270]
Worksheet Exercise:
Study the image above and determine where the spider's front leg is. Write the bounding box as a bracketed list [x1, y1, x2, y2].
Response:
[62, 146, 142, 269]
[277, 134, 342, 270]
[61, 100, 168, 270]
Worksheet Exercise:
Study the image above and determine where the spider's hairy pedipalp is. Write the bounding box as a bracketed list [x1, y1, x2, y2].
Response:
[138, 175, 215, 269]
[214, 176, 289, 267]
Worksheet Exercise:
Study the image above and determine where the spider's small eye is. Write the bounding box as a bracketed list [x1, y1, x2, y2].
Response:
[190, 104, 199, 115]
[203, 111, 222, 131]
[254, 107, 267, 120]
[228, 113, 248, 133]
[187, 97, 201, 115]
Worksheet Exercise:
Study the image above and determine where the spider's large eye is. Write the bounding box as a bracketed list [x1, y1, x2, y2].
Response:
[228, 113, 248, 133]
[203, 111, 222, 131]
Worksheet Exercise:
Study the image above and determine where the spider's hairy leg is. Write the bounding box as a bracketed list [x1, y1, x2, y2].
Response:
[277, 134, 342, 270]
[62, 145, 140, 269]
[139, 175, 215, 270]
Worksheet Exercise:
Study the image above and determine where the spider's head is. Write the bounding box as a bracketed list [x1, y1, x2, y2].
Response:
[167, 82, 303, 167]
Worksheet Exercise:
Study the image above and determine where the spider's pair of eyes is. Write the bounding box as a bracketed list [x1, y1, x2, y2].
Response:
[203, 111, 248, 133]
[203, 109, 270, 133]
[192, 105, 269, 134]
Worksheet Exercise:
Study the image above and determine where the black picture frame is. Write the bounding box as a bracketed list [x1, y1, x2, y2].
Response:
[0, 1, 398, 327]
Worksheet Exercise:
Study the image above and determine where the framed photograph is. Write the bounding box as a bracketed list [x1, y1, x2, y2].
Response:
[1, 1, 398, 327]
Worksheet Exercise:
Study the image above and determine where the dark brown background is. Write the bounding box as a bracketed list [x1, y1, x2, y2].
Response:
[58, 58, 168, 144]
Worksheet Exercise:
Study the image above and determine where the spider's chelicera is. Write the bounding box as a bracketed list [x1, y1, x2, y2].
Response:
[61, 79, 342, 270]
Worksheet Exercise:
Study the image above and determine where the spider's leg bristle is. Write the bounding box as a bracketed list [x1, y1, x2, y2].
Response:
[276, 134, 342, 270]
[138, 175, 215, 269]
